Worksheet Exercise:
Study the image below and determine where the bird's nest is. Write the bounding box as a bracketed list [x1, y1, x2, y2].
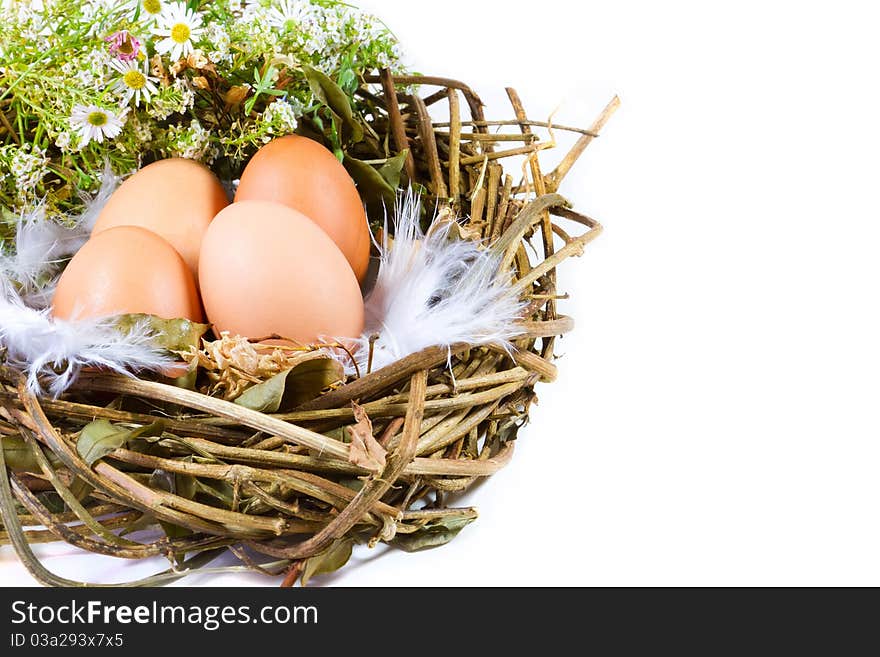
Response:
[0, 72, 615, 586]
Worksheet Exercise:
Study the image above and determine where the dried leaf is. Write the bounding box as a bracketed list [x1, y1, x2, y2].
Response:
[234, 357, 343, 413]
[76, 419, 165, 466]
[300, 538, 354, 587]
[150, 53, 169, 86]
[149, 469, 194, 545]
[113, 314, 209, 354]
[392, 515, 478, 553]
[173, 362, 199, 391]
[225, 85, 249, 108]
[75, 420, 124, 466]
[347, 402, 386, 473]
[445, 219, 483, 243]
[379, 149, 410, 189]
[1, 435, 40, 472]
[193, 478, 235, 508]
[344, 155, 397, 207]
[186, 50, 208, 69]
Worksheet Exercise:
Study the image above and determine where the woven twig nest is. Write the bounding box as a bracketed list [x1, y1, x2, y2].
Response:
[0, 73, 616, 586]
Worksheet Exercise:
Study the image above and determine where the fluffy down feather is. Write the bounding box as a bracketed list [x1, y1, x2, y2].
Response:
[0, 166, 170, 396]
[0, 165, 120, 306]
[347, 192, 526, 374]
[0, 277, 173, 396]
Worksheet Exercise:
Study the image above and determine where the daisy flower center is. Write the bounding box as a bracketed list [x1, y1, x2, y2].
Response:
[87, 111, 108, 127]
[143, 0, 162, 14]
[170, 22, 191, 44]
[123, 69, 147, 90]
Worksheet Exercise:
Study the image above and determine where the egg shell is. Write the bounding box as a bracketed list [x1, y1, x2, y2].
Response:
[92, 158, 229, 276]
[198, 200, 364, 343]
[233, 135, 371, 282]
[52, 225, 203, 322]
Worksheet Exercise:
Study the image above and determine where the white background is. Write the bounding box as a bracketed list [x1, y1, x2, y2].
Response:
[3, 0, 880, 586]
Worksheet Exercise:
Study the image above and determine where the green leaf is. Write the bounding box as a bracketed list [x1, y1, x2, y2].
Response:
[234, 356, 343, 413]
[338, 67, 357, 96]
[193, 478, 235, 508]
[113, 314, 209, 354]
[76, 419, 165, 467]
[2, 435, 41, 472]
[76, 420, 125, 466]
[303, 65, 364, 143]
[126, 421, 167, 441]
[378, 149, 409, 190]
[301, 538, 354, 586]
[392, 515, 478, 553]
[343, 155, 397, 208]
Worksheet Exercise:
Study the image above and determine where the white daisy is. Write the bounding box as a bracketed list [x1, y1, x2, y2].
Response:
[110, 57, 159, 106]
[70, 105, 126, 148]
[267, 0, 308, 31]
[151, 2, 204, 61]
[133, 0, 165, 22]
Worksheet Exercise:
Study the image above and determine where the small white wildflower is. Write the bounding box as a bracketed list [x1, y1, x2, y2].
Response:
[204, 22, 232, 64]
[152, 2, 204, 61]
[8, 144, 49, 198]
[242, 0, 266, 16]
[74, 48, 114, 88]
[323, 8, 342, 34]
[166, 119, 215, 162]
[110, 57, 159, 107]
[70, 104, 126, 148]
[261, 97, 299, 135]
[129, 114, 153, 142]
[54, 132, 71, 151]
[173, 77, 195, 111]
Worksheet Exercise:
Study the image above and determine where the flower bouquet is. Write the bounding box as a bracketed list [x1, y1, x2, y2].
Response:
[0, 0, 615, 586]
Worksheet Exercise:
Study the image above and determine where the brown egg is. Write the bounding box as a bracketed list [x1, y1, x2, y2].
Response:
[234, 135, 371, 282]
[52, 226, 203, 322]
[199, 201, 364, 343]
[93, 158, 229, 276]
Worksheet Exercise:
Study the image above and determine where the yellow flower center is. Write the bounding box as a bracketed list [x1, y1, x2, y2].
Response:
[87, 111, 108, 127]
[143, 0, 162, 14]
[123, 69, 146, 90]
[170, 22, 191, 44]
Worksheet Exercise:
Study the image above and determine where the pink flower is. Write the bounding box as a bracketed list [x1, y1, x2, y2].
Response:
[106, 31, 142, 61]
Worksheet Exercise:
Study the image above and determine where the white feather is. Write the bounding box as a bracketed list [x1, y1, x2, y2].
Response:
[0, 277, 174, 397]
[0, 166, 169, 396]
[0, 165, 120, 307]
[346, 192, 526, 374]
